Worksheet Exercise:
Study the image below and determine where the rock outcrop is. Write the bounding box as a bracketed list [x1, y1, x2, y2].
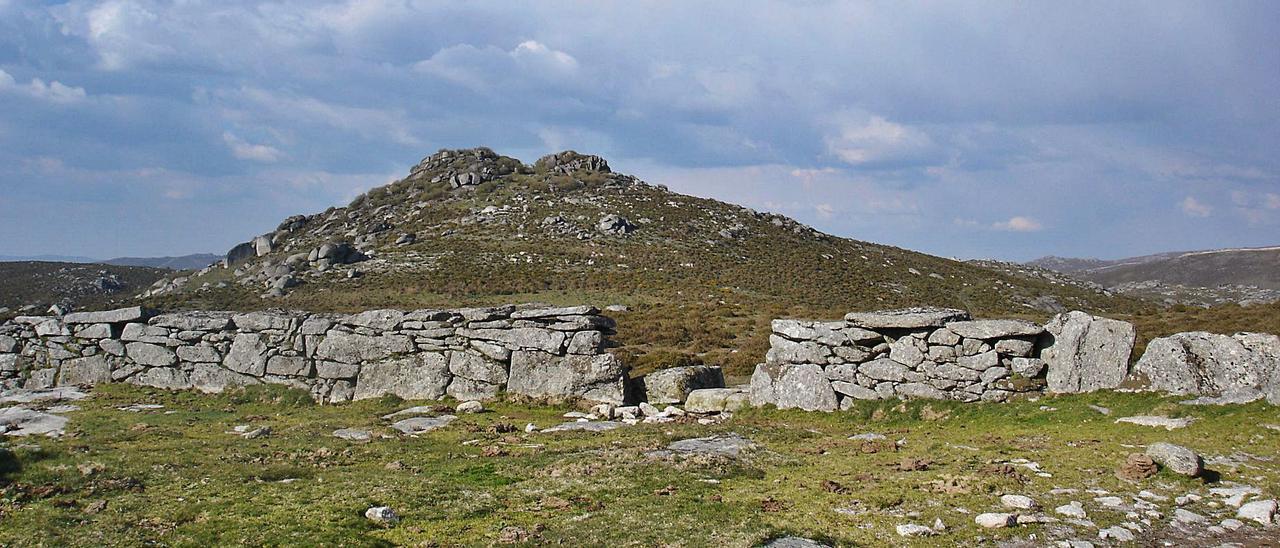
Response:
[1039, 311, 1136, 393]
[0, 305, 627, 404]
[1132, 331, 1279, 400]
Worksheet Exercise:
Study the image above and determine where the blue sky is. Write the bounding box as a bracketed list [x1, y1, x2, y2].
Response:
[1, 1, 1277, 261]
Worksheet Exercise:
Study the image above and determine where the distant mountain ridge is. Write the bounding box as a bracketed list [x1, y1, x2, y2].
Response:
[1029, 246, 1280, 290]
[0, 253, 222, 271]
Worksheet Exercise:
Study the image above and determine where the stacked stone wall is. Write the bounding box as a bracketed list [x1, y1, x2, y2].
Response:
[0, 305, 627, 404]
[750, 307, 1136, 411]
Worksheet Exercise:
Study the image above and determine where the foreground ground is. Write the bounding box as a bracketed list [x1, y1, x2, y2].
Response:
[2, 385, 1278, 546]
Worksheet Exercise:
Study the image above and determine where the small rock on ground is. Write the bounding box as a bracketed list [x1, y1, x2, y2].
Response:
[760, 537, 830, 548]
[895, 524, 935, 537]
[650, 434, 758, 458]
[391, 416, 456, 435]
[0, 407, 68, 437]
[1097, 526, 1135, 542]
[456, 401, 484, 414]
[242, 426, 272, 439]
[333, 428, 373, 442]
[0, 387, 90, 405]
[1001, 494, 1038, 510]
[1115, 416, 1193, 430]
[1146, 442, 1203, 477]
[1236, 499, 1277, 526]
[365, 506, 399, 524]
[975, 513, 1016, 528]
[540, 421, 624, 433]
[382, 406, 435, 420]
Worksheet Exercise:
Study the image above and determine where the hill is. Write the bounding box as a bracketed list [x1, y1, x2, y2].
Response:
[1029, 247, 1280, 289]
[1027, 247, 1280, 307]
[102, 253, 223, 270]
[0, 261, 168, 319]
[138, 148, 1149, 375]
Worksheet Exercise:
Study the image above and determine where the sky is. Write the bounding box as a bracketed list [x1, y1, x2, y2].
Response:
[0, 1, 1277, 262]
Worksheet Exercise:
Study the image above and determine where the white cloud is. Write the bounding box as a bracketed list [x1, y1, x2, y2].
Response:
[814, 203, 835, 219]
[992, 216, 1043, 232]
[219, 87, 420, 147]
[824, 110, 937, 168]
[1181, 196, 1212, 217]
[222, 132, 284, 163]
[0, 69, 87, 103]
[414, 40, 580, 92]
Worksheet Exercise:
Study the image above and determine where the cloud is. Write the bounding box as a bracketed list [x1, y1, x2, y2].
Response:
[222, 132, 283, 163]
[824, 110, 939, 169]
[992, 216, 1044, 232]
[1181, 196, 1212, 218]
[414, 40, 580, 93]
[0, 69, 87, 103]
[814, 203, 835, 219]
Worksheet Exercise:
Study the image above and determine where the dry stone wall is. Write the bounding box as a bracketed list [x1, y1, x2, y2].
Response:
[750, 308, 1138, 411]
[0, 305, 628, 404]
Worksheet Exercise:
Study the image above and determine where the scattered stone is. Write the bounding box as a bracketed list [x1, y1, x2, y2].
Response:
[975, 513, 1016, 528]
[654, 434, 757, 458]
[0, 387, 90, 405]
[683, 388, 750, 414]
[1174, 508, 1207, 523]
[1146, 442, 1204, 477]
[456, 401, 484, 414]
[0, 407, 68, 437]
[382, 406, 436, 419]
[118, 404, 165, 412]
[333, 428, 373, 442]
[895, 524, 935, 537]
[540, 421, 623, 433]
[849, 432, 886, 441]
[242, 426, 272, 439]
[365, 506, 399, 525]
[1209, 485, 1261, 507]
[1087, 404, 1111, 415]
[1001, 494, 1038, 510]
[390, 416, 456, 435]
[1114, 416, 1194, 430]
[1236, 499, 1277, 526]
[1055, 502, 1088, 519]
[1097, 526, 1135, 542]
[759, 537, 830, 548]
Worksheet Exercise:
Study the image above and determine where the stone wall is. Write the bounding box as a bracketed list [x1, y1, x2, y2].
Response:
[750, 308, 1137, 411]
[0, 305, 628, 404]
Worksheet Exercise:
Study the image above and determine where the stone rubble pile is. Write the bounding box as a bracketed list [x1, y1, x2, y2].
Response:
[0, 305, 628, 404]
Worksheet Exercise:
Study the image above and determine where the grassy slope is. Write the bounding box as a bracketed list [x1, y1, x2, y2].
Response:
[2, 384, 1277, 546]
[0, 262, 169, 319]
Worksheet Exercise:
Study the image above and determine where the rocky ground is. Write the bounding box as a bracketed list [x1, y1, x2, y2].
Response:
[1, 383, 1276, 546]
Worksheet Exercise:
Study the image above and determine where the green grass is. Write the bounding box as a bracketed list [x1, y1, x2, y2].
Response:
[2, 384, 1277, 546]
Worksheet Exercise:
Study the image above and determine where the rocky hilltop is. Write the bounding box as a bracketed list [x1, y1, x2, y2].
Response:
[141, 147, 1146, 374]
